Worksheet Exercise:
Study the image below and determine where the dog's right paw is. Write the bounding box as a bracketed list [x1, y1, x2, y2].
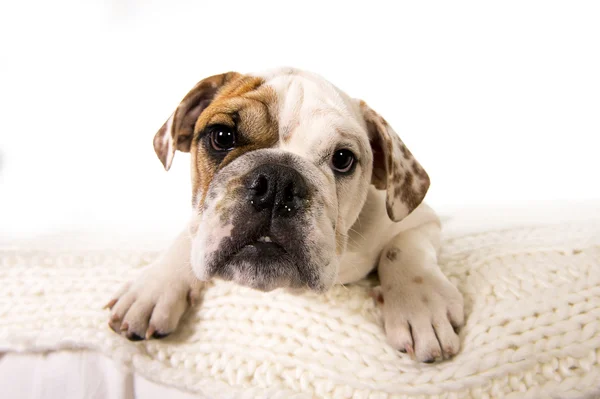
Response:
[105, 264, 203, 341]
[376, 271, 464, 363]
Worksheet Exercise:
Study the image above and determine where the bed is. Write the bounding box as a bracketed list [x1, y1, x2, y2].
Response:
[1, 202, 599, 398]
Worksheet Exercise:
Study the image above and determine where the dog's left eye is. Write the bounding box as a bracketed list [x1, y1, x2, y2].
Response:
[209, 125, 237, 151]
[331, 149, 356, 174]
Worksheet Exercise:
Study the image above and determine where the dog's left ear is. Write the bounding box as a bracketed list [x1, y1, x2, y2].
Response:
[358, 100, 430, 222]
[153, 72, 241, 170]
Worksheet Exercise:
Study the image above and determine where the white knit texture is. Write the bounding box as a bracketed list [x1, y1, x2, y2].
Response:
[1, 222, 600, 399]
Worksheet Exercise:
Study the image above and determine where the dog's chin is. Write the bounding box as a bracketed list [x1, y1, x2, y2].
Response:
[200, 235, 331, 293]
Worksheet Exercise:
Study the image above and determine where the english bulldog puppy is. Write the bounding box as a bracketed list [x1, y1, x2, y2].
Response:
[106, 68, 464, 363]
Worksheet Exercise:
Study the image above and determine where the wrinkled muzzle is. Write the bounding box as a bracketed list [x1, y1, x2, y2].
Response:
[190, 150, 339, 293]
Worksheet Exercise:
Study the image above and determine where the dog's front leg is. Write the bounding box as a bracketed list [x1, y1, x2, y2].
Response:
[376, 221, 464, 363]
[106, 227, 203, 341]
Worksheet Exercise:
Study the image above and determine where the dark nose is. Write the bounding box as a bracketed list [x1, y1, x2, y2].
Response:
[247, 164, 308, 217]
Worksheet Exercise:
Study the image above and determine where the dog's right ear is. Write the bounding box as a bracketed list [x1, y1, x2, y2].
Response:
[358, 100, 430, 222]
[153, 72, 241, 170]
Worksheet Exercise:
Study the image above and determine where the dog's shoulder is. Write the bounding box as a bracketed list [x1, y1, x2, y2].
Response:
[337, 188, 438, 284]
[352, 188, 438, 242]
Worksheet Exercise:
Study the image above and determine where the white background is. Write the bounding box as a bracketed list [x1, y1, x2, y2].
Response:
[1, 0, 599, 241]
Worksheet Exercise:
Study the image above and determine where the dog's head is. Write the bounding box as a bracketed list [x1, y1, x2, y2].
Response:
[154, 68, 429, 292]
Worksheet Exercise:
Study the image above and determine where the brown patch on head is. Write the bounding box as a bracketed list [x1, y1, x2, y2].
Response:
[413, 276, 423, 284]
[386, 247, 400, 262]
[150, 71, 283, 208]
[191, 77, 280, 204]
[421, 295, 429, 304]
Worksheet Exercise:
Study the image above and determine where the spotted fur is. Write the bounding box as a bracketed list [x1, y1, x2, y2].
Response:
[359, 101, 430, 222]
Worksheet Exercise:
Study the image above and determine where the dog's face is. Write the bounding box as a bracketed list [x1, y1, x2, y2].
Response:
[154, 68, 430, 292]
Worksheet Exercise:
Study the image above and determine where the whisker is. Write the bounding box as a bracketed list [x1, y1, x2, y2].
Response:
[348, 227, 367, 241]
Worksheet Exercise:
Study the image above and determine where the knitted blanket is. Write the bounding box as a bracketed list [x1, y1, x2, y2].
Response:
[1, 220, 600, 398]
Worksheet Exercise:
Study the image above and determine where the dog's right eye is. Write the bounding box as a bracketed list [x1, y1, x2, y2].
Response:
[209, 125, 237, 151]
[331, 148, 356, 175]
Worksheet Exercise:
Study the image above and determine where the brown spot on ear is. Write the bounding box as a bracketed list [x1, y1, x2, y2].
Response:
[413, 276, 423, 284]
[360, 99, 430, 221]
[399, 143, 411, 159]
[385, 136, 395, 159]
[392, 168, 404, 184]
[412, 160, 428, 179]
[386, 150, 394, 172]
[386, 247, 400, 261]
[368, 119, 388, 189]
[399, 172, 421, 211]
[393, 185, 402, 201]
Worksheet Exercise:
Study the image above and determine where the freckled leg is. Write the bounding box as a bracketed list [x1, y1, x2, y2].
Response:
[377, 221, 464, 362]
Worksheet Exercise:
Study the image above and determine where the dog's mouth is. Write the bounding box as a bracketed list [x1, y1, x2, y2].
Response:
[197, 224, 331, 293]
[236, 235, 286, 259]
[206, 229, 313, 290]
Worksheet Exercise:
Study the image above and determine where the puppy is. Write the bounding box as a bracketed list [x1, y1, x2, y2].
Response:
[106, 68, 464, 363]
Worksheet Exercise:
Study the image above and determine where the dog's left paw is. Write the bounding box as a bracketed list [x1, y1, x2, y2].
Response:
[375, 273, 464, 363]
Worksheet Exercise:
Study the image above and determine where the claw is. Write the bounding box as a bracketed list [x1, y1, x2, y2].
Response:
[120, 322, 129, 332]
[369, 287, 385, 306]
[104, 298, 118, 310]
[145, 325, 156, 340]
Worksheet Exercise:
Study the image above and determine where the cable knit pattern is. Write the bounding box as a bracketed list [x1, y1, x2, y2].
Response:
[1, 222, 600, 398]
